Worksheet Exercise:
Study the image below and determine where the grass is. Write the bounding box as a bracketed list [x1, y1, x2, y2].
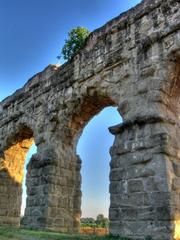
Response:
[0, 227, 131, 240]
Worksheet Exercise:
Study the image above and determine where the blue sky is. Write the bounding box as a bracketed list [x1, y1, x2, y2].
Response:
[0, 0, 141, 218]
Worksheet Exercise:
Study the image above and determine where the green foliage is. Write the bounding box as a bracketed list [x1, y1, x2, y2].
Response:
[81, 217, 96, 228]
[0, 227, 132, 240]
[80, 214, 109, 228]
[81, 217, 95, 224]
[59, 26, 90, 61]
[96, 214, 109, 228]
[0, 226, 153, 240]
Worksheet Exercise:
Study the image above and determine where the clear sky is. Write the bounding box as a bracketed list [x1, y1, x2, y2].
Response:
[0, 0, 141, 218]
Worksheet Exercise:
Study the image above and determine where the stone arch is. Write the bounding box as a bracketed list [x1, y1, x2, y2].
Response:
[76, 106, 120, 220]
[70, 91, 119, 147]
[70, 91, 120, 214]
[0, 125, 34, 226]
[48, 91, 121, 233]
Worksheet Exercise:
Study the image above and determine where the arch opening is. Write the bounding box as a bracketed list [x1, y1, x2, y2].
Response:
[77, 106, 121, 234]
[70, 93, 122, 234]
[70, 94, 117, 147]
[0, 126, 35, 227]
[21, 143, 37, 218]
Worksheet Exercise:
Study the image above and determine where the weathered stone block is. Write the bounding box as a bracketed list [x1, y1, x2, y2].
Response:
[172, 178, 180, 192]
[128, 179, 144, 193]
[173, 162, 180, 177]
[109, 168, 126, 181]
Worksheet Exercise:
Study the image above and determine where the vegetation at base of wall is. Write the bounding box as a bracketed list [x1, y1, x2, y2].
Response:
[0, 227, 127, 240]
[0, 227, 151, 240]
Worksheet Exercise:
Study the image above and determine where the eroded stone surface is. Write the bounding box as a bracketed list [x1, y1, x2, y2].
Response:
[0, 0, 180, 239]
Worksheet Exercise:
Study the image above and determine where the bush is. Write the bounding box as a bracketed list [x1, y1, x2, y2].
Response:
[59, 26, 90, 62]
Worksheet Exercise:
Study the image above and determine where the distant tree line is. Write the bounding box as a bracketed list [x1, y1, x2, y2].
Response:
[81, 214, 109, 228]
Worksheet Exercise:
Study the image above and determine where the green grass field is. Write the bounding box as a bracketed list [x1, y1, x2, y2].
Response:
[0, 227, 131, 240]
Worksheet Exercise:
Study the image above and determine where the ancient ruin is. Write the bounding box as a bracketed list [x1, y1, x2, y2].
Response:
[0, 0, 180, 239]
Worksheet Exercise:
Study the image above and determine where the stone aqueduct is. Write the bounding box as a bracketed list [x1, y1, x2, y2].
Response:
[0, 0, 180, 239]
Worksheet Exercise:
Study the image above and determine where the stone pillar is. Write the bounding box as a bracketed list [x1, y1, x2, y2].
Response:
[109, 118, 177, 240]
[0, 170, 21, 226]
[0, 139, 33, 226]
[22, 141, 81, 233]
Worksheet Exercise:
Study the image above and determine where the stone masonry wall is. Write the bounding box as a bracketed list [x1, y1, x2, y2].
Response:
[0, 0, 179, 239]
